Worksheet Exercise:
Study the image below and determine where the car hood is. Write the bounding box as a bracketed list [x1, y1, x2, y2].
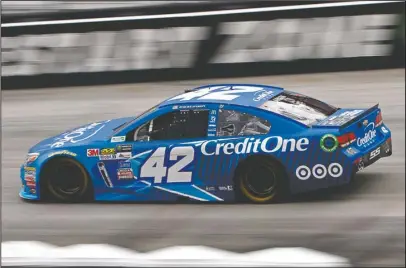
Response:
[29, 117, 134, 153]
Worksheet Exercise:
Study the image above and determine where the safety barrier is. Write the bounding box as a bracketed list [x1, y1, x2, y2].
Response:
[1, 241, 351, 267]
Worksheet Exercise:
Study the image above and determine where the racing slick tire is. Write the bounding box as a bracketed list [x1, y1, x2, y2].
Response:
[40, 157, 93, 202]
[234, 155, 289, 204]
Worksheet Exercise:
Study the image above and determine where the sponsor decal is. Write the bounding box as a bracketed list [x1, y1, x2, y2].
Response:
[357, 160, 365, 171]
[100, 148, 116, 155]
[24, 170, 36, 177]
[173, 104, 206, 109]
[295, 163, 343, 180]
[345, 147, 359, 155]
[48, 150, 77, 157]
[24, 167, 36, 178]
[381, 126, 389, 134]
[218, 185, 233, 191]
[208, 133, 215, 137]
[318, 110, 364, 126]
[383, 138, 391, 154]
[26, 181, 36, 187]
[200, 136, 309, 156]
[29, 189, 37, 194]
[50, 121, 109, 148]
[24, 153, 39, 165]
[97, 162, 113, 187]
[116, 152, 132, 159]
[320, 134, 338, 153]
[111, 136, 126, 143]
[205, 186, 215, 191]
[369, 147, 381, 160]
[87, 148, 99, 157]
[116, 144, 132, 152]
[253, 90, 273, 102]
[117, 168, 134, 180]
[24, 176, 36, 182]
[211, 110, 217, 115]
[295, 165, 311, 180]
[357, 122, 377, 147]
[363, 119, 368, 126]
[209, 115, 216, 123]
[118, 161, 131, 168]
[24, 173, 37, 187]
[208, 128, 216, 132]
[99, 154, 116, 160]
[170, 85, 264, 102]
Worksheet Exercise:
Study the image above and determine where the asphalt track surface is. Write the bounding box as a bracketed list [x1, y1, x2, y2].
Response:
[2, 69, 405, 266]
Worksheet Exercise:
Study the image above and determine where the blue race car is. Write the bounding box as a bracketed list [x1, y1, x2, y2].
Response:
[20, 84, 392, 203]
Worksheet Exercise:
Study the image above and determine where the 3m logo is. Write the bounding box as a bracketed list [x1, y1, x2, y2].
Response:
[87, 149, 99, 157]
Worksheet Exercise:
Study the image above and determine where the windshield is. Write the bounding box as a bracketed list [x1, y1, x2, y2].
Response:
[112, 103, 160, 134]
[260, 92, 339, 126]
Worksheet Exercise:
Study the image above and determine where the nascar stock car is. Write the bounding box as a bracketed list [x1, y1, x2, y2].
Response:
[20, 84, 392, 203]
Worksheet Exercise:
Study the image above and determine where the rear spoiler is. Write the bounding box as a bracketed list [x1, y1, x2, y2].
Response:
[184, 84, 284, 93]
[313, 103, 379, 129]
[340, 103, 379, 129]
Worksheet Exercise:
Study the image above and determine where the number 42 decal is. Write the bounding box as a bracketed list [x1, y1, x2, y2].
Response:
[140, 146, 194, 184]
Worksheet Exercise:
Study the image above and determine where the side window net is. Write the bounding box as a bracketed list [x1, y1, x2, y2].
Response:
[217, 109, 271, 137]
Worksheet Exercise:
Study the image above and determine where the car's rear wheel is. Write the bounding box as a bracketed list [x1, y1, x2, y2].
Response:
[234, 156, 289, 203]
[41, 157, 93, 202]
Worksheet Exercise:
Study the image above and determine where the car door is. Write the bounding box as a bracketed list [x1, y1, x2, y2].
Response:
[117, 107, 213, 201]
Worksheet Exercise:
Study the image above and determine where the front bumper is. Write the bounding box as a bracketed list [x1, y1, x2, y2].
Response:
[353, 137, 392, 172]
[19, 165, 40, 201]
[19, 187, 39, 200]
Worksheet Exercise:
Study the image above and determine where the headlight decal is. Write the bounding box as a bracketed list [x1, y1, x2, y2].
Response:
[25, 153, 39, 165]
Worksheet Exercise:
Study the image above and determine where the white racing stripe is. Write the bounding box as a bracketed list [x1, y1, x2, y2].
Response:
[127, 150, 152, 161]
[192, 184, 224, 201]
[154, 185, 208, 201]
[1, 1, 398, 28]
[1, 241, 352, 267]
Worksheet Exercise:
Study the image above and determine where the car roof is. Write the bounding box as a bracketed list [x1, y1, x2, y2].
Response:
[159, 84, 284, 108]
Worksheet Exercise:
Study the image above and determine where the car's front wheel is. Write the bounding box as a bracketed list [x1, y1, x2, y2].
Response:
[234, 156, 289, 203]
[41, 157, 93, 202]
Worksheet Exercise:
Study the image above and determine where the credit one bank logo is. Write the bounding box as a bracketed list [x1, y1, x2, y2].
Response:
[200, 137, 309, 156]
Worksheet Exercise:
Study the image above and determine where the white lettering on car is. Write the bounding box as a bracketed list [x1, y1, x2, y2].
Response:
[170, 85, 264, 102]
[357, 122, 377, 146]
[201, 136, 309, 156]
[50, 121, 109, 148]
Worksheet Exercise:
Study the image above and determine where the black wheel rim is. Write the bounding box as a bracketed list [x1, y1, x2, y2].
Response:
[242, 162, 277, 197]
[49, 161, 85, 197]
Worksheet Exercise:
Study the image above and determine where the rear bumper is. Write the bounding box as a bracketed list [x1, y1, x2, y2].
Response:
[353, 137, 392, 173]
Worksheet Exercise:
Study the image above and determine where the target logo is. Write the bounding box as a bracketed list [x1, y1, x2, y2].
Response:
[328, 163, 343, 178]
[296, 165, 311, 180]
[296, 163, 343, 180]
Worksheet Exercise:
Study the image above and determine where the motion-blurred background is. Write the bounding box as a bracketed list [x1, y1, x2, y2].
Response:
[2, 1, 405, 267]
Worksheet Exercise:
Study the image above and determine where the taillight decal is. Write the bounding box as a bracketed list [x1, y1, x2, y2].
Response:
[375, 111, 383, 127]
[337, 132, 356, 148]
